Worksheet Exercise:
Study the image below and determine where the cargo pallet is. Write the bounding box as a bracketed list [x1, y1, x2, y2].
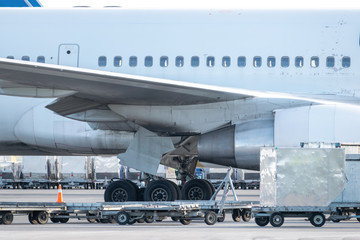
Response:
[0, 168, 258, 225]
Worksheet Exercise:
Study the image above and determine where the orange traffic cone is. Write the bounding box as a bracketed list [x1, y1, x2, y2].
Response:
[56, 184, 64, 203]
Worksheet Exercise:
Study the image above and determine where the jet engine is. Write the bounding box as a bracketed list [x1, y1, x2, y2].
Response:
[198, 120, 274, 170]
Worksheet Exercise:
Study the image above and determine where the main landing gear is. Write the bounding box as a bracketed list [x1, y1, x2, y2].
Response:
[104, 178, 215, 202]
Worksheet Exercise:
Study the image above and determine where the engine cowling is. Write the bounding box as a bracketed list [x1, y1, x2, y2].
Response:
[14, 103, 134, 154]
[198, 120, 274, 170]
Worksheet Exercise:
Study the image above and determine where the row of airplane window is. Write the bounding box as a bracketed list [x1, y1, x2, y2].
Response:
[5, 55, 351, 69]
[98, 56, 351, 68]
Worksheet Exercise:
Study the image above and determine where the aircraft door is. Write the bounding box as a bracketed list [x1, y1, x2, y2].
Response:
[58, 44, 79, 67]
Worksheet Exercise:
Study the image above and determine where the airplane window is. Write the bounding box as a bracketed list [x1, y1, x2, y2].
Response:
[175, 56, 184, 67]
[310, 57, 319, 68]
[6, 56, 14, 59]
[145, 56, 153, 67]
[267, 56, 276, 68]
[222, 56, 231, 67]
[281, 56, 289, 67]
[237, 56, 246, 67]
[37, 56, 45, 63]
[253, 56, 262, 67]
[160, 56, 169, 67]
[114, 56, 122, 67]
[295, 56, 303, 68]
[342, 56, 351, 68]
[191, 56, 200, 67]
[129, 56, 137, 67]
[207, 56, 215, 67]
[98, 56, 106, 67]
[22, 56, 30, 61]
[326, 56, 335, 67]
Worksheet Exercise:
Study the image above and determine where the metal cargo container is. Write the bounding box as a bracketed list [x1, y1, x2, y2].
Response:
[58, 156, 92, 188]
[334, 154, 360, 203]
[260, 147, 346, 207]
[21, 156, 50, 188]
[0, 161, 21, 188]
[92, 156, 119, 180]
[92, 156, 119, 188]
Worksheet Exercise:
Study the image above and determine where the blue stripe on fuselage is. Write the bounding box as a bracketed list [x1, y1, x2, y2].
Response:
[0, 0, 42, 7]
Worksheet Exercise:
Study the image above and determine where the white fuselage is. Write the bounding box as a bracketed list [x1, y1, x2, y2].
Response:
[0, 8, 359, 156]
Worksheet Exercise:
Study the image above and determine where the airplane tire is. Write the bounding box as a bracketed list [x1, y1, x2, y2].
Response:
[201, 179, 215, 196]
[104, 180, 137, 202]
[144, 180, 178, 201]
[168, 180, 182, 200]
[182, 179, 213, 200]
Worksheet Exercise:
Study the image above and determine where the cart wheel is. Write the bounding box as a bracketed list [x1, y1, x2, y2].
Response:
[35, 211, 49, 224]
[87, 218, 96, 223]
[232, 209, 241, 222]
[50, 217, 60, 223]
[255, 216, 269, 227]
[115, 211, 130, 225]
[269, 212, 284, 227]
[87, 213, 97, 223]
[137, 218, 145, 223]
[145, 216, 154, 223]
[28, 213, 38, 224]
[204, 211, 217, 225]
[128, 219, 136, 225]
[171, 217, 179, 222]
[1, 212, 13, 225]
[356, 210, 360, 222]
[242, 209, 252, 222]
[330, 209, 342, 223]
[310, 213, 325, 227]
[179, 218, 192, 225]
[59, 213, 69, 223]
[217, 210, 225, 222]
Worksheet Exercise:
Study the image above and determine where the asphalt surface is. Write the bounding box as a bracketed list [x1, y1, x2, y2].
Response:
[1, 189, 360, 240]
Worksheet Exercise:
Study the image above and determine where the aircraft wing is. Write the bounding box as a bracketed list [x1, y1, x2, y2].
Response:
[0, 58, 259, 116]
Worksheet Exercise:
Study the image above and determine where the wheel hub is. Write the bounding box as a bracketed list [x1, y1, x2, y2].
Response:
[188, 186, 204, 200]
[152, 188, 168, 201]
[273, 215, 281, 224]
[314, 216, 322, 224]
[112, 188, 128, 202]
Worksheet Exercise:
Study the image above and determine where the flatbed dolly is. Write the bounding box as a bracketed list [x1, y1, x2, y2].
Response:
[252, 202, 360, 228]
[0, 168, 259, 226]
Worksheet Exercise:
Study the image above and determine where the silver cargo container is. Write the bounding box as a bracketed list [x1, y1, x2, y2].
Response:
[0, 161, 21, 188]
[21, 156, 48, 180]
[21, 156, 50, 188]
[58, 156, 92, 188]
[334, 154, 360, 202]
[260, 147, 346, 207]
[92, 156, 119, 180]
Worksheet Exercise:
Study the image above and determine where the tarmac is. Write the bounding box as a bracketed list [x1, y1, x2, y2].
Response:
[1, 189, 360, 240]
